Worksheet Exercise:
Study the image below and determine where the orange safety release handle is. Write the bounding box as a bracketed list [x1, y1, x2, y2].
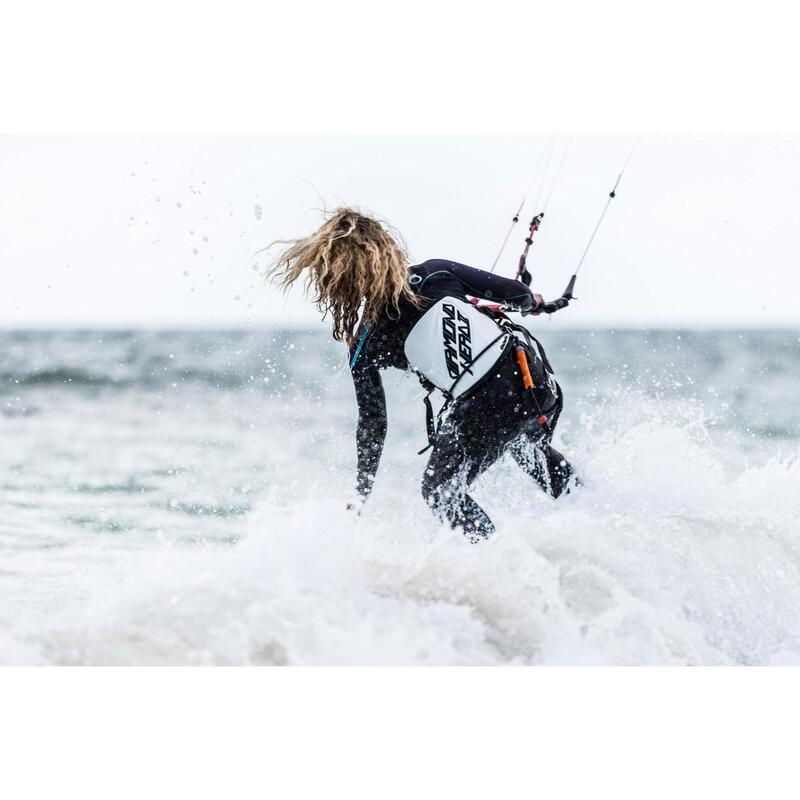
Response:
[515, 346, 534, 390]
[515, 346, 548, 426]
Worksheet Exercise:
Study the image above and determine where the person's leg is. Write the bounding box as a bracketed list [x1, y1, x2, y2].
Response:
[420, 420, 500, 542]
[422, 412, 503, 542]
[420, 346, 568, 538]
[509, 430, 575, 498]
[510, 377, 576, 499]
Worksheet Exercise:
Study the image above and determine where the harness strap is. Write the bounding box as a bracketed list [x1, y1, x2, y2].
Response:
[417, 390, 438, 455]
[445, 331, 509, 400]
[500, 318, 556, 375]
[416, 330, 511, 454]
[414, 310, 564, 455]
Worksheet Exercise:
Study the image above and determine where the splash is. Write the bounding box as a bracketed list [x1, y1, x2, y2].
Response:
[9, 394, 799, 665]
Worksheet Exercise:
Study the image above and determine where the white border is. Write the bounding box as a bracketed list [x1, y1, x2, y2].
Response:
[2, 667, 798, 799]
[3, 0, 800, 134]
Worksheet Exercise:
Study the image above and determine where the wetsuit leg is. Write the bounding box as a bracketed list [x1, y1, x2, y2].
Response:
[509, 431, 575, 498]
[420, 349, 574, 539]
[420, 419, 504, 542]
[508, 379, 575, 498]
[420, 353, 525, 542]
[509, 373, 578, 498]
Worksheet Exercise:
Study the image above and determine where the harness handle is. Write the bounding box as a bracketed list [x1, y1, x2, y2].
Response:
[514, 345, 548, 426]
[515, 345, 534, 390]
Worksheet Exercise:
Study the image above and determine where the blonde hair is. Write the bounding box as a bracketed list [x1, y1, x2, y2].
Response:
[269, 207, 420, 344]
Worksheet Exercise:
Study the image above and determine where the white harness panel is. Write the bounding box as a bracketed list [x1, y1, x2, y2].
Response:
[404, 298, 510, 398]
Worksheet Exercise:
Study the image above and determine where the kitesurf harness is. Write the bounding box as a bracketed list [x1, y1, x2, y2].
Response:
[408, 305, 556, 454]
[404, 297, 511, 399]
[403, 297, 510, 453]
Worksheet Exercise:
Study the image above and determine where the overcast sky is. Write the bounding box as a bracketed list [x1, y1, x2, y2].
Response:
[1, 135, 798, 329]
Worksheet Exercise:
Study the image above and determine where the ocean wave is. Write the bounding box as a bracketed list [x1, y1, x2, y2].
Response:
[1, 367, 258, 391]
[2, 330, 799, 443]
[9, 368, 117, 387]
[1, 405, 39, 417]
[6, 395, 799, 666]
[0, 328, 331, 395]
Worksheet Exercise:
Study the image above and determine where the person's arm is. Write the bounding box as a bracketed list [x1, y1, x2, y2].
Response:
[350, 356, 387, 506]
[419, 259, 538, 311]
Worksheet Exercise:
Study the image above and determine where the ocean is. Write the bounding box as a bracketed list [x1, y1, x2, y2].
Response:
[1, 327, 799, 665]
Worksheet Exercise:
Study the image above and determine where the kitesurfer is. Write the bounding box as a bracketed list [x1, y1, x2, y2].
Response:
[270, 208, 576, 541]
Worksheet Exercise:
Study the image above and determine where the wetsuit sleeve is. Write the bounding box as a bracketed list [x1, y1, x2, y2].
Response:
[422, 259, 535, 311]
[350, 357, 387, 504]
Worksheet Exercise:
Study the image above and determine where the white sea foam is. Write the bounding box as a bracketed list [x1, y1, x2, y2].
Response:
[5, 378, 798, 666]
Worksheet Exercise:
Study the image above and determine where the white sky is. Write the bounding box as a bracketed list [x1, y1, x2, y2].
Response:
[1, 134, 798, 329]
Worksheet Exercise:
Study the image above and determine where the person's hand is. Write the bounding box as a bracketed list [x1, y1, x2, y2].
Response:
[523, 293, 544, 316]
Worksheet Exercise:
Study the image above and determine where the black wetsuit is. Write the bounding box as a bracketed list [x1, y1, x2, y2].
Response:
[349, 259, 574, 541]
